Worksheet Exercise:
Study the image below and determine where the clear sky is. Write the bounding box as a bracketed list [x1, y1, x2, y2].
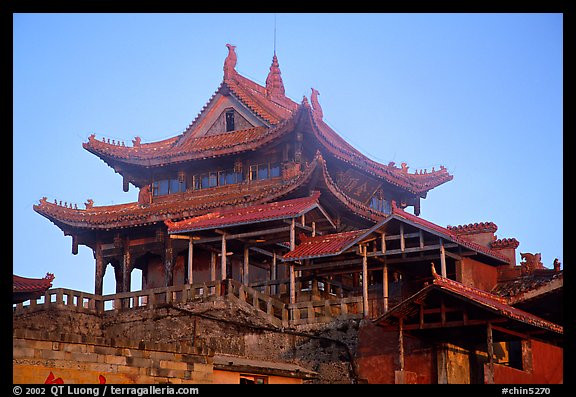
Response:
[13, 13, 563, 295]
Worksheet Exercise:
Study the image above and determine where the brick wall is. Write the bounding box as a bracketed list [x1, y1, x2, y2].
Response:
[13, 329, 213, 384]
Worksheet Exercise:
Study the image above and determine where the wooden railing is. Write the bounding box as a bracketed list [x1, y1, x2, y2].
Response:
[13, 281, 222, 315]
[14, 278, 388, 325]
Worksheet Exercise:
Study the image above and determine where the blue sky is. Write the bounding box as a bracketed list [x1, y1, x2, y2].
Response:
[13, 13, 563, 295]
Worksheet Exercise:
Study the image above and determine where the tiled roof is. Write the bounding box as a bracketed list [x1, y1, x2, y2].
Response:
[165, 191, 322, 234]
[375, 272, 562, 335]
[13, 273, 54, 294]
[492, 271, 562, 300]
[34, 151, 385, 231]
[432, 275, 562, 334]
[447, 222, 498, 235]
[306, 107, 454, 195]
[282, 229, 368, 260]
[82, 46, 452, 197]
[389, 202, 511, 264]
[491, 238, 520, 249]
[282, 201, 511, 263]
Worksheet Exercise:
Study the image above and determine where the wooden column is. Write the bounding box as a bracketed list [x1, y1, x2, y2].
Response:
[289, 218, 296, 304]
[122, 239, 132, 293]
[399, 317, 405, 371]
[243, 245, 249, 286]
[94, 243, 105, 296]
[400, 224, 405, 253]
[164, 234, 174, 287]
[210, 252, 216, 282]
[486, 321, 495, 384]
[383, 261, 389, 313]
[221, 234, 227, 280]
[362, 245, 369, 317]
[187, 238, 194, 285]
[311, 221, 316, 237]
[271, 251, 277, 295]
[381, 232, 386, 254]
[439, 238, 447, 277]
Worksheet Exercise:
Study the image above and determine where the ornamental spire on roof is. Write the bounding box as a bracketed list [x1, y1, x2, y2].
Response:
[223, 43, 237, 79]
[266, 52, 285, 98]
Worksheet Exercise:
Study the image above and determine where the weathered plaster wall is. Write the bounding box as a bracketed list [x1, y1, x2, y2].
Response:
[492, 340, 563, 384]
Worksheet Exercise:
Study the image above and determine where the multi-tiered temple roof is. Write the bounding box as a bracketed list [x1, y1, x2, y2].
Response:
[35, 44, 452, 238]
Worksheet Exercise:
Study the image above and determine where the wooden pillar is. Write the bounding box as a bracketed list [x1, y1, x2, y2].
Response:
[486, 321, 495, 384]
[383, 262, 389, 313]
[289, 218, 296, 304]
[381, 232, 386, 254]
[114, 263, 123, 294]
[187, 238, 194, 285]
[439, 238, 447, 277]
[94, 243, 104, 296]
[221, 234, 227, 280]
[210, 252, 216, 282]
[243, 245, 249, 286]
[122, 239, 132, 293]
[400, 224, 405, 253]
[311, 221, 316, 237]
[271, 251, 277, 295]
[164, 234, 174, 287]
[399, 317, 405, 371]
[362, 245, 369, 317]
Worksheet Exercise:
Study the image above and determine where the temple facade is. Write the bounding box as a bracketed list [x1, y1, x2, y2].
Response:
[16, 45, 562, 384]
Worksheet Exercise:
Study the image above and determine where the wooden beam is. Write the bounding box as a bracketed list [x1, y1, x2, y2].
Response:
[364, 242, 459, 257]
[194, 226, 291, 244]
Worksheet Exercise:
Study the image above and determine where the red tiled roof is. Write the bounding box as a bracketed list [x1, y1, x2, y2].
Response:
[491, 238, 520, 249]
[34, 151, 385, 231]
[375, 273, 562, 335]
[306, 107, 453, 195]
[389, 202, 510, 264]
[282, 229, 368, 260]
[282, 201, 511, 263]
[82, 47, 452, 198]
[431, 275, 562, 334]
[13, 273, 54, 294]
[447, 222, 498, 235]
[165, 191, 322, 233]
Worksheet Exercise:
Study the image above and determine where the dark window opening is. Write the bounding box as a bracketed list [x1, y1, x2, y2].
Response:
[369, 195, 392, 214]
[225, 110, 235, 132]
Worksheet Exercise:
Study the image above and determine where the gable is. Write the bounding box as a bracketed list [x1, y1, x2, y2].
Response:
[189, 93, 267, 138]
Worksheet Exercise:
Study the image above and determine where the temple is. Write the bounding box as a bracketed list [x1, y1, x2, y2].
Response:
[15, 45, 562, 384]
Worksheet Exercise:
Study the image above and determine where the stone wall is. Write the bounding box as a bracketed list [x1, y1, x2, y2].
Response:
[13, 329, 212, 384]
[13, 295, 361, 384]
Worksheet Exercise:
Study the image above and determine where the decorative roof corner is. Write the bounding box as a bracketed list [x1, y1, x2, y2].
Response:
[491, 238, 520, 250]
[310, 88, 323, 119]
[223, 43, 238, 80]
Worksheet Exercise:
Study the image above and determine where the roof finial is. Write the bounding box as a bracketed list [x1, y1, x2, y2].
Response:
[266, 52, 285, 98]
[311, 88, 323, 118]
[224, 43, 237, 79]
